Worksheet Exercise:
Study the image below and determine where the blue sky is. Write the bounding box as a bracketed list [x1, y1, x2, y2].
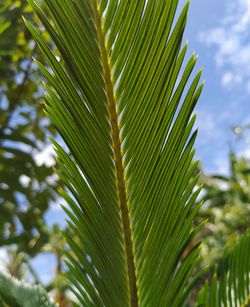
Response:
[3, 0, 249, 285]
[185, 0, 250, 174]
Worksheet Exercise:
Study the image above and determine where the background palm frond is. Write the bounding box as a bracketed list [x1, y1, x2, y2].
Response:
[0, 271, 56, 307]
[196, 230, 250, 307]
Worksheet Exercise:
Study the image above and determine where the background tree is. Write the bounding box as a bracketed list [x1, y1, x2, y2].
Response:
[199, 149, 250, 267]
[42, 225, 71, 307]
[0, 2, 73, 305]
[0, 0, 58, 257]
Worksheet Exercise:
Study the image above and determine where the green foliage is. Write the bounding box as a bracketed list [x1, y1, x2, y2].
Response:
[199, 151, 250, 267]
[26, 0, 204, 306]
[0, 271, 56, 307]
[3, 0, 250, 306]
[42, 225, 71, 305]
[3, 248, 26, 280]
[196, 230, 250, 307]
[0, 0, 58, 256]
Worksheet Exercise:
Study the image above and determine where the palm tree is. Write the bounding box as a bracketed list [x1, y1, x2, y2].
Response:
[24, 0, 204, 305]
[1, 0, 250, 306]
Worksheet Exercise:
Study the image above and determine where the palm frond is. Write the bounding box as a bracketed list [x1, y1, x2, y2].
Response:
[196, 230, 250, 307]
[0, 271, 56, 307]
[26, 0, 204, 306]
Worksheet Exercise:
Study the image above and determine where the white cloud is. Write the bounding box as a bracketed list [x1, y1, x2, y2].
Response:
[221, 72, 242, 88]
[34, 144, 55, 167]
[213, 155, 229, 175]
[196, 109, 222, 142]
[200, 0, 250, 91]
[231, 0, 250, 32]
[238, 147, 250, 159]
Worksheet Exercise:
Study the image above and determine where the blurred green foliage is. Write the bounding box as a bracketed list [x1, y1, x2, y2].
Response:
[199, 151, 250, 267]
[0, 3, 72, 305]
[0, 2, 73, 305]
[0, 0, 58, 257]
[196, 230, 250, 307]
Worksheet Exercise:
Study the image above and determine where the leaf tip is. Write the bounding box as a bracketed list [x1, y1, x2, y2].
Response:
[22, 15, 28, 25]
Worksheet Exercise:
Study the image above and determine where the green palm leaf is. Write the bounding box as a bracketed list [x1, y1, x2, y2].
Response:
[25, 0, 204, 305]
[196, 230, 250, 307]
[0, 271, 56, 307]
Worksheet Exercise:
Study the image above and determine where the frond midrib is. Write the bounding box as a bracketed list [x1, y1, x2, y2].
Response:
[91, 2, 138, 306]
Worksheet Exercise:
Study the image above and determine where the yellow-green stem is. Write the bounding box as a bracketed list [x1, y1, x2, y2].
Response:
[91, 2, 138, 306]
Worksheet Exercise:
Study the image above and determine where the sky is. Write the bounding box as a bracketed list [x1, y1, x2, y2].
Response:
[185, 0, 250, 174]
[3, 0, 250, 286]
